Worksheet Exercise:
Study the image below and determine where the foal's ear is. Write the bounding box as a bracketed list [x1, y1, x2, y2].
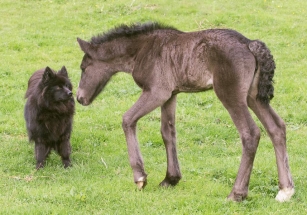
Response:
[77, 38, 93, 55]
[58, 66, 68, 77]
[42, 67, 54, 85]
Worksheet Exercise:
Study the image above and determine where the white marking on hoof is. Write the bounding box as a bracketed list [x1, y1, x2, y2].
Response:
[136, 177, 145, 190]
[136, 181, 144, 190]
[275, 187, 295, 202]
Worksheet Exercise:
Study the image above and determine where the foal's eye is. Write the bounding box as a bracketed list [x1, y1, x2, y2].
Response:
[80, 65, 86, 73]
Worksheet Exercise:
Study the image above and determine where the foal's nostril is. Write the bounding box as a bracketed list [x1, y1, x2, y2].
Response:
[77, 96, 84, 104]
[68, 92, 73, 97]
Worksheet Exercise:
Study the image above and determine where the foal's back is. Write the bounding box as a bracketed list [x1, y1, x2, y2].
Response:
[139, 28, 255, 94]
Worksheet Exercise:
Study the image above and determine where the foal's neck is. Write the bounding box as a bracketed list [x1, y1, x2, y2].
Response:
[101, 36, 151, 73]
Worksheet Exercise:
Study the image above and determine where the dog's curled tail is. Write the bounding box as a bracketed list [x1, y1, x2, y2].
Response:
[248, 40, 275, 104]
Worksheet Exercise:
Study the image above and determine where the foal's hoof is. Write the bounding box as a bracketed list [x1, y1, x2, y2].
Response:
[227, 192, 247, 202]
[136, 176, 147, 190]
[275, 187, 295, 202]
[159, 177, 180, 187]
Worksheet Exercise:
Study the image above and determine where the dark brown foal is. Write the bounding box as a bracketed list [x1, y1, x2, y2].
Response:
[76, 22, 294, 201]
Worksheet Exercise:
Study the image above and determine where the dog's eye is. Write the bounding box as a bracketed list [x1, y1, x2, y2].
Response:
[52, 86, 63, 91]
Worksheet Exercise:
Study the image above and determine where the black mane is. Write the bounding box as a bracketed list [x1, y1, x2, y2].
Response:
[90, 22, 181, 44]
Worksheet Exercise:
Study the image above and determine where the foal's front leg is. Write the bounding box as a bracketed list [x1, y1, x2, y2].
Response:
[122, 90, 171, 189]
[159, 95, 182, 187]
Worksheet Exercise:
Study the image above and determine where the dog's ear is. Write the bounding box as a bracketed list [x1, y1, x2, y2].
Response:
[42, 67, 54, 85]
[58, 66, 68, 77]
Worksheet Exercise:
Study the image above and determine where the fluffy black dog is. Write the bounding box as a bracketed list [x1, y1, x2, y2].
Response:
[24, 66, 75, 169]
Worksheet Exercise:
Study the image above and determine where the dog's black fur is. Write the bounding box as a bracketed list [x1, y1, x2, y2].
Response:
[24, 66, 75, 169]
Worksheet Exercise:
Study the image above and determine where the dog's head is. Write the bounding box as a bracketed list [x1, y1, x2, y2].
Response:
[42, 66, 73, 102]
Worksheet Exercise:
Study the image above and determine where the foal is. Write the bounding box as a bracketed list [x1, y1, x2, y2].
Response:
[76, 22, 294, 202]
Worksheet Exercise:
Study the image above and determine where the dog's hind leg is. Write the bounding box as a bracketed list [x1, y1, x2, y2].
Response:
[35, 141, 51, 169]
[57, 139, 72, 168]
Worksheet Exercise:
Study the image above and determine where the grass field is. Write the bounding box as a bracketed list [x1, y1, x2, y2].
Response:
[1, 0, 307, 214]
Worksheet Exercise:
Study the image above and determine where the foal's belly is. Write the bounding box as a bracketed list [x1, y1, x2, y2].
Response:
[178, 69, 213, 92]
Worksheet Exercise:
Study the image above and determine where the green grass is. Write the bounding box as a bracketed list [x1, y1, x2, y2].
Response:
[1, 0, 307, 214]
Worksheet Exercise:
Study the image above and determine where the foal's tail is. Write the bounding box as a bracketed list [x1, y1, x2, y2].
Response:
[248, 40, 275, 104]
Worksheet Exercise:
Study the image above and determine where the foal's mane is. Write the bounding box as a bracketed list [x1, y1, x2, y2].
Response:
[90, 22, 181, 44]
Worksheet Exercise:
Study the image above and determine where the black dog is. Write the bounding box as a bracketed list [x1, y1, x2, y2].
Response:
[24, 66, 75, 169]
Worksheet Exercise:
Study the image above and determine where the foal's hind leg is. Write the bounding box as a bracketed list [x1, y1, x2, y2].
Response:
[159, 95, 182, 187]
[214, 85, 260, 201]
[122, 90, 172, 189]
[248, 96, 294, 202]
[223, 103, 260, 201]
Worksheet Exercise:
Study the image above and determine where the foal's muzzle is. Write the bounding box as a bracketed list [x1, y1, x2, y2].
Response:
[77, 96, 86, 106]
[76, 91, 89, 106]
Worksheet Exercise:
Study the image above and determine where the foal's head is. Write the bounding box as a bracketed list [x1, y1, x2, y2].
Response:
[76, 22, 179, 106]
[76, 38, 115, 106]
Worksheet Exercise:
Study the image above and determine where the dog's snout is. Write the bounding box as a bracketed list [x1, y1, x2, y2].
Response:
[63, 86, 73, 97]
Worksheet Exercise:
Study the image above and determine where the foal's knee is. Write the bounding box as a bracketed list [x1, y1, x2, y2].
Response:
[160, 122, 175, 142]
[262, 115, 287, 147]
[241, 127, 261, 155]
[268, 120, 286, 145]
[122, 113, 136, 131]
